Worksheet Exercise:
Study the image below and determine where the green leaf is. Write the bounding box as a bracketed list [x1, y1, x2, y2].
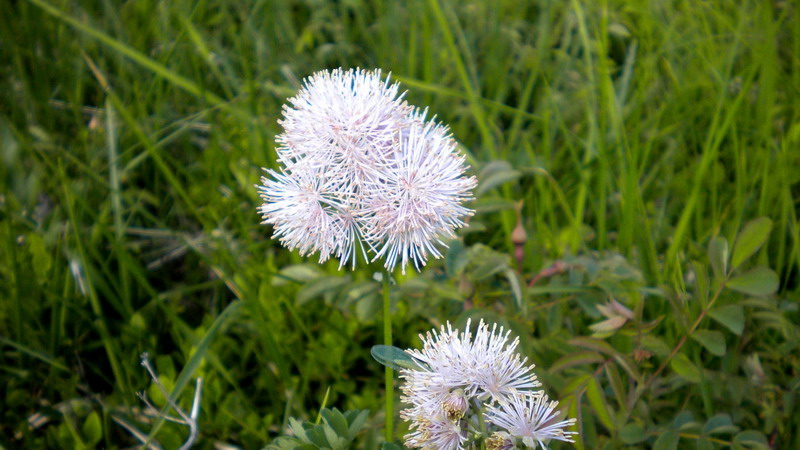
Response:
[589, 316, 627, 337]
[703, 413, 738, 435]
[696, 439, 714, 450]
[731, 217, 772, 270]
[445, 239, 469, 277]
[477, 160, 522, 195]
[708, 304, 745, 335]
[277, 409, 368, 449]
[604, 363, 627, 409]
[381, 443, 402, 450]
[297, 276, 351, 305]
[273, 264, 323, 287]
[288, 418, 310, 443]
[708, 236, 728, 280]
[727, 267, 779, 296]
[345, 410, 369, 441]
[653, 429, 680, 450]
[266, 436, 316, 449]
[503, 268, 523, 310]
[305, 425, 331, 447]
[671, 353, 701, 383]
[692, 260, 709, 307]
[672, 411, 698, 430]
[586, 377, 616, 432]
[81, 411, 102, 447]
[467, 244, 510, 280]
[569, 337, 620, 356]
[550, 351, 606, 372]
[612, 354, 642, 383]
[640, 335, 671, 358]
[620, 422, 647, 444]
[371, 345, 428, 371]
[733, 430, 769, 448]
[322, 423, 347, 450]
[473, 197, 516, 214]
[0, 336, 69, 372]
[690, 330, 726, 356]
[355, 293, 382, 323]
[322, 408, 349, 437]
[477, 167, 521, 195]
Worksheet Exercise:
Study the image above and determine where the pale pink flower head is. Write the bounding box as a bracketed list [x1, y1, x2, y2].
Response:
[398, 320, 577, 449]
[485, 391, 578, 449]
[401, 319, 540, 406]
[257, 167, 359, 265]
[276, 68, 412, 184]
[257, 68, 476, 272]
[403, 413, 468, 450]
[362, 112, 477, 274]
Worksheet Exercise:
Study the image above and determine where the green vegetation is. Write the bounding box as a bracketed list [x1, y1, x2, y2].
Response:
[2, 0, 799, 448]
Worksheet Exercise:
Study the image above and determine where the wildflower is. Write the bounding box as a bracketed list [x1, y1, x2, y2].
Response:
[257, 68, 476, 272]
[403, 413, 467, 450]
[485, 391, 578, 449]
[276, 68, 412, 175]
[362, 115, 476, 273]
[466, 321, 542, 403]
[442, 389, 470, 421]
[402, 320, 540, 405]
[398, 320, 577, 449]
[257, 166, 357, 264]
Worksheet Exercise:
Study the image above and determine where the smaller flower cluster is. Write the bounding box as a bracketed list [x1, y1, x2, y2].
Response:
[400, 320, 577, 449]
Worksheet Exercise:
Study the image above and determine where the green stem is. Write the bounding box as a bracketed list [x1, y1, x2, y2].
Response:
[625, 278, 729, 422]
[383, 270, 394, 443]
[475, 398, 488, 449]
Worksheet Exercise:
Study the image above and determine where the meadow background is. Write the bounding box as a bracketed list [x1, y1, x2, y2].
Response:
[2, 0, 799, 448]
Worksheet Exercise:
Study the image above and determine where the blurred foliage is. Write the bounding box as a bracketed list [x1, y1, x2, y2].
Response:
[1, 0, 799, 448]
[266, 408, 369, 450]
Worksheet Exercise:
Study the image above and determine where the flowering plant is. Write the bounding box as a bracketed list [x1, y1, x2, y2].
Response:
[257, 68, 476, 274]
[397, 320, 577, 449]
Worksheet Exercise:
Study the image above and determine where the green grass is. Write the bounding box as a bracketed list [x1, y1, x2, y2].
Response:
[1, 0, 799, 448]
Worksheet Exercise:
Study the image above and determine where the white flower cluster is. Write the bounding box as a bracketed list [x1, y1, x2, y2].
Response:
[400, 320, 577, 450]
[257, 68, 477, 273]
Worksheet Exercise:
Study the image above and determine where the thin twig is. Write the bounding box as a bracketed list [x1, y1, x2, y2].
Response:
[528, 261, 568, 287]
[138, 353, 203, 450]
[140, 355, 193, 426]
[382, 270, 394, 443]
[111, 415, 163, 450]
[179, 378, 203, 450]
[627, 280, 728, 415]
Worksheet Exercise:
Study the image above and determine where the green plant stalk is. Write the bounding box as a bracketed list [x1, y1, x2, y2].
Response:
[626, 278, 728, 418]
[383, 270, 394, 442]
[475, 399, 488, 450]
[648, 284, 725, 385]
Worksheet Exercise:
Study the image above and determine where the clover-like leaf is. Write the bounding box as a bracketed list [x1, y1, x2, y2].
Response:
[727, 267, 778, 296]
[731, 217, 772, 270]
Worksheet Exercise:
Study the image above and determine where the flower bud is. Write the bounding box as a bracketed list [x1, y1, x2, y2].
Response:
[511, 200, 527, 246]
[512, 200, 527, 270]
[486, 431, 516, 450]
[442, 389, 469, 422]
